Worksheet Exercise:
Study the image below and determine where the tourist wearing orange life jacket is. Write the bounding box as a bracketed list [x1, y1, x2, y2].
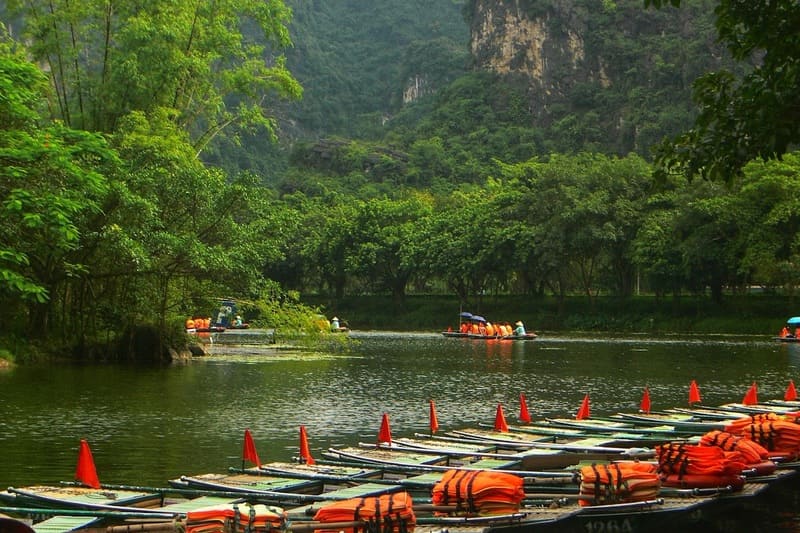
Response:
[470, 322, 480, 334]
[460, 321, 469, 334]
[485, 322, 495, 336]
[782, 326, 791, 337]
[795, 327, 800, 338]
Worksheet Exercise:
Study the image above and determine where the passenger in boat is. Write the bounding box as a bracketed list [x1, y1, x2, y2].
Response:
[795, 326, 800, 338]
[331, 317, 340, 331]
[514, 321, 526, 336]
[459, 321, 469, 333]
[781, 326, 791, 337]
[485, 322, 495, 336]
[234, 315, 243, 327]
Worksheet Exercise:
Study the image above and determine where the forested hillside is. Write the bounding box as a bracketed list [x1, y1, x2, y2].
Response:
[204, 0, 470, 179]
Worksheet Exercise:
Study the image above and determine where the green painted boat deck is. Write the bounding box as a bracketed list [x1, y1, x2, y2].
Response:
[466, 458, 520, 469]
[284, 481, 400, 519]
[32, 495, 241, 532]
[32, 516, 98, 532]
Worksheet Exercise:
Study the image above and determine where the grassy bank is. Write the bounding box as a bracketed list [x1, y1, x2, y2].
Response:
[302, 294, 797, 335]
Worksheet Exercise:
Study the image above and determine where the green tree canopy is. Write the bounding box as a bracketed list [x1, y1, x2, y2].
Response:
[6, 0, 302, 152]
[647, 0, 800, 182]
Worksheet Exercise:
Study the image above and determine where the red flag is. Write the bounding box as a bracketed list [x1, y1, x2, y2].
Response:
[519, 393, 532, 423]
[640, 387, 651, 414]
[576, 394, 590, 420]
[378, 413, 392, 445]
[494, 403, 509, 432]
[242, 429, 261, 468]
[742, 382, 758, 405]
[299, 425, 315, 465]
[786, 380, 798, 401]
[75, 439, 100, 489]
[429, 399, 439, 434]
[688, 380, 701, 405]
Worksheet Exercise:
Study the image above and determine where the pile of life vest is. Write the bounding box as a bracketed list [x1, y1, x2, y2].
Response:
[577, 462, 660, 506]
[431, 469, 525, 516]
[186, 317, 211, 330]
[724, 412, 800, 461]
[655, 442, 746, 490]
[185, 502, 286, 533]
[312, 492, 416, 533]
[699, 430, 776, 476]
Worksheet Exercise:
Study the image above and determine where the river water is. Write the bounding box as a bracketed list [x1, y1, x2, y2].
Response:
[1, 331, 799, 528]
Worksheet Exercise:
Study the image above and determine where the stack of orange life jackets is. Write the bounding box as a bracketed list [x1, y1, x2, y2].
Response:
[312, 492, 416, 533]
[577, 462, 660, 506]
[724, 412, 800, 462]
[699, 430, 776, 476]
[185, 502, 286, 533]
[431, 469, 525, 516]
[655, 442, 746, 490]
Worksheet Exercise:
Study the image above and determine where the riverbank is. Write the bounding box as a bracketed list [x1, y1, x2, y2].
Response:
[302, 293, 796, 335]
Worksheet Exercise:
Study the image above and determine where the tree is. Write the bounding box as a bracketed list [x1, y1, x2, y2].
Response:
[347, 194, 434, 305]
[6, 0, 302, 151]
[0, 41, 117, 336]
[646, 0, 800, 182]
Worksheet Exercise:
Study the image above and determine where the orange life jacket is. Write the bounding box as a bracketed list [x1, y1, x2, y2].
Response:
[656, 442, 747, 477]
[431, 469, 524, 516]
[737, 420, 800, 461]
[312, 492, 415, 533]
[186, 502, 286, 533]
[578, 462, 660, 506]
[699, 430, 770, 464]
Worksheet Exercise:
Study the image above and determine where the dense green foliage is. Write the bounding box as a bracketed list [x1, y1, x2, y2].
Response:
[647, 0, 800, 181]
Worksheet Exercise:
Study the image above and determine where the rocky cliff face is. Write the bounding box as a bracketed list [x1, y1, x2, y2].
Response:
[465, 0, 728, 149]
[468, 0, 601, 123]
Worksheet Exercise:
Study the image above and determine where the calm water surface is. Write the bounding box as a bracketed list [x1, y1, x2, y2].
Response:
[2, 331, 799, 524]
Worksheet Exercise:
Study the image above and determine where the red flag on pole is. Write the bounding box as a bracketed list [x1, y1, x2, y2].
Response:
[742, 382, 758, 405]
[640, 387, 651, 414]
[688, 380, 701, 405]
[429, 399, 439, 434]
[519, 393, 532, 424]
[786, 380, 798, 401]
[299, 425, 315, 465]
[494, 403, 509, 432]
[242, 428, 261, 468]
[576, 394, 590, 420]
[75, 439, 100, 489]
[378, 413, 392, 445]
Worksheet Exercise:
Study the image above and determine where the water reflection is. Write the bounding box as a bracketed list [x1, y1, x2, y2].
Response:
[1, 332, 797, 492]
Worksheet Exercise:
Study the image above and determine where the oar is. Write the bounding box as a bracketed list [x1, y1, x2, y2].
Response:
[57, 481, 340, 504]
[0, 506, 179, 520]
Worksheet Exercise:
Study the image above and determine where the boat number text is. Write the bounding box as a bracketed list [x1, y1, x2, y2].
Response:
[583, 518, 634, 533]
